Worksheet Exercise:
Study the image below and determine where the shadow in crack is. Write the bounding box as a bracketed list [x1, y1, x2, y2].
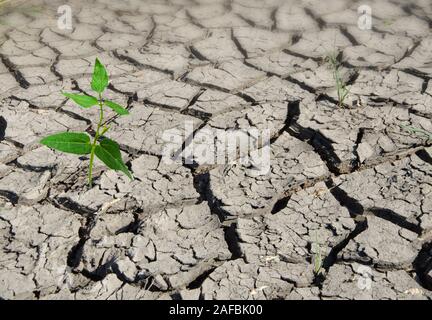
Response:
[67, 211, 98, 269]
[0, 190, 18, 205]
[416, 149, 432, 165]
[368, 207, 422, 235]
[0, 116, 6, 141]
[54, 196, 95, 216]
[0, 54, 30, 89]
[271, 196, 290, 214]
[320, 179, 368, 275]
[286, 100, 344, 174]
[322, 218, 368, 270]
[187, 267, 217, 290]
[413, 242, 432, 291]
[193, 172, 242, 259]
[325, 180, 364, 217]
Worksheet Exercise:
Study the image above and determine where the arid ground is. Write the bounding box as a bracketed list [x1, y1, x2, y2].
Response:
[0, 0, 432, 300]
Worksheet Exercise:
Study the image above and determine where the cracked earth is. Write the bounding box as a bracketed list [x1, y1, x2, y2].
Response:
[0, 0, 432, 300]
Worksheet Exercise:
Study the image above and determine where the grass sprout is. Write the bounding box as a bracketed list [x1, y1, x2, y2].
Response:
[326, 52, 350, 107]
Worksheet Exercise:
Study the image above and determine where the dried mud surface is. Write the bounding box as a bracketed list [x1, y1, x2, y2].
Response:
[0, 0, 432, 300]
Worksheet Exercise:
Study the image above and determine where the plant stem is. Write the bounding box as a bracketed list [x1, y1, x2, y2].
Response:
[331, 57, 348, 107]
[88, 93, 104, 188]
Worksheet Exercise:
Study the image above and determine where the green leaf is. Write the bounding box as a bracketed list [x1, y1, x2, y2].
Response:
[91, 58, 109, 93]
[95, 138, 133, 180]
[104, 100, 129, 115]
[40, 132, 91, 155]
[63, 92, 98, 108]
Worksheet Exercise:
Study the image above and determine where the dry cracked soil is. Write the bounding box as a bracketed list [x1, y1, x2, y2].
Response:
[0, 0, 432, 300]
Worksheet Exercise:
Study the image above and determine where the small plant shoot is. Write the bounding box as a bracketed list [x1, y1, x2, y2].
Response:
[401, 125, 432, 142]
[40, 58, 133, 187]
[327, 52, 350, 108]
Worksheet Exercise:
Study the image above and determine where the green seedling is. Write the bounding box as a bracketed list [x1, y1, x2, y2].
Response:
[382, 19, 394, 27]
[40, 58, 133, 187]
[327, 52, 350, 107]
[401, 125, 432, 141]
